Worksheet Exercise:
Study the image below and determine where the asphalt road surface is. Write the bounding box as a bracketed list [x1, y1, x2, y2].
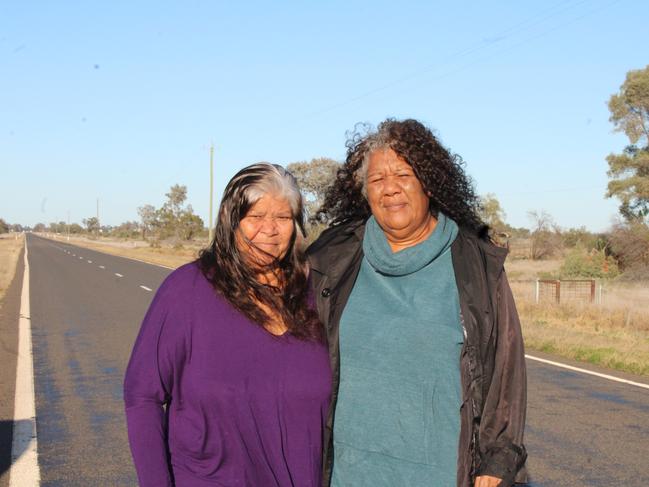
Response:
[13, 234, 171, 486]
[0, 234, 647, 486]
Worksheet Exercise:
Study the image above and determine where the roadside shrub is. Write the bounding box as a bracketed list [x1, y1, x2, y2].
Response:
[608, 221, 649, 279]
[559, 246, 620, 278]
[562, 226, 609, 251]
[616, 264, 649, 282]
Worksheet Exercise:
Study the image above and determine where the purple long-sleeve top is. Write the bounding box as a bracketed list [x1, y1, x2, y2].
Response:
[124, 263, 332, 487]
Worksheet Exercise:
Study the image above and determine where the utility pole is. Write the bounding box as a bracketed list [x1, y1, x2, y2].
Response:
[96, 198, 100, 237]
[67, 210, 70, 241]
[209, 144, 215, 243]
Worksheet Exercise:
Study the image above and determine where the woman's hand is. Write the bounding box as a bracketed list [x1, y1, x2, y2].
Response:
[474, 475, 502, 487]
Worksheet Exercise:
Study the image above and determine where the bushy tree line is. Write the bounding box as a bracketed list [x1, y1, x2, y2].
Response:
[23, 184, 205, 244]
[287, 158, 341, 243]
[0, 218, 26, 233]
[137, 184, 205, 243]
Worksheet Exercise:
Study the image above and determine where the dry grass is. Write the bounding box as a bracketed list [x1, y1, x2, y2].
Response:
[44, 234, 200, 269]
[0, 233, 24, 303]
[510, 278, 649, 376]
[505, 258, 563, 281]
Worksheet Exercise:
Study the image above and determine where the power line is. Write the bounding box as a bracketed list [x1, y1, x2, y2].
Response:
[499, 185, 604, 195]
[304, 0, 621, 119]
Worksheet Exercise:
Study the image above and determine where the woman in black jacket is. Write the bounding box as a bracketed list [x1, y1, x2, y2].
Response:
[308, 119, 527, 487]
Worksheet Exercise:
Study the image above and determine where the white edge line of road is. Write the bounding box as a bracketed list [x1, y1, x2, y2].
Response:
[525, 354, 649, 390]
[10, 238, 41, 486]
[44, 235, 174, 270]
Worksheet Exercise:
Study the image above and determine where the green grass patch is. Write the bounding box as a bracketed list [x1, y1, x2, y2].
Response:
[524, 328, 649, 377]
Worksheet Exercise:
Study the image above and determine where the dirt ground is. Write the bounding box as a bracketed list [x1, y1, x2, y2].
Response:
[41, 233, 199, 269]
[0, 234, 24, 304]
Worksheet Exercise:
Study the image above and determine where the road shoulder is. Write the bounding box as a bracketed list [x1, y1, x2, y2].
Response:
[0, 245, 25, 487]
[526, 349, 649, 387]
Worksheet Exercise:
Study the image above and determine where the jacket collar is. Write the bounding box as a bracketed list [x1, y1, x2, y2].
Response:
[452, 229, 508, 286]
[308, 219, 365, 275]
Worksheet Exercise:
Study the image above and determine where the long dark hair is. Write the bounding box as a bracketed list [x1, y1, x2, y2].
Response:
[316, 118, 487, 236]
[198, 163, 323, 341]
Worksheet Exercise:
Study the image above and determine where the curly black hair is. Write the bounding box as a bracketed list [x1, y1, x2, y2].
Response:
[316, 118, 487, 237]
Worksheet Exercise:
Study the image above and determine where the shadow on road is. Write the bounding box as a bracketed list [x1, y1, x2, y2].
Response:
[0, 418, 33, 479]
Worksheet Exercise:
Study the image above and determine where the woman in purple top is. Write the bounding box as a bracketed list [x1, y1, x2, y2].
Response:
[124, 163, 332, 487]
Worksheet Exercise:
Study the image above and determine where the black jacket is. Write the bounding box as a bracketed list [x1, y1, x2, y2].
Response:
[307, 220, 527, 487]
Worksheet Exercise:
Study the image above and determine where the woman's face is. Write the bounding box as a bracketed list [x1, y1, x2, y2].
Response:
[236, 193, 295, 267]
[365, 148, 435, 249]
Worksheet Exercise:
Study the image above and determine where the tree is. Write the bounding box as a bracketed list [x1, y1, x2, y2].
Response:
[164, 184, 188, 219]
[48, 221, 67, 233]
[155, 184, 204, 242]
[562, 226, 607, 251]
[286, 158, 340, 243]
[286, 158, 340, 219]
[177, 208, 204, 240]
[606, 65, 649, 221]
[69, 223, 83, 234]
[608, 220, 649, 279]
[157, 185, 188, 239]
[0, 218, 9, 234]
[83, 217, 100, 235]
[527, 210, 562, 260]
[33, 223, 46, 233]
[113, 221, 140, 239]
[137, 204, 157, 240]
[478, 193, 508, 232]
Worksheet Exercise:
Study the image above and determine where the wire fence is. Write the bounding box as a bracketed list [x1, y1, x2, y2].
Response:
[534, 279, 598, 304]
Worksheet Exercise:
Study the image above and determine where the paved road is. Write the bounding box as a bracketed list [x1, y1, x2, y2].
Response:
[525, 356, 649, 485]
[0, 234, 648, 485]
[25, 234, 172, 486]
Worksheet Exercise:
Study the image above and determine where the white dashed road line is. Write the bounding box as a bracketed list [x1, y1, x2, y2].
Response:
[61, 242, 156, 304]
[48, 238, 649, 393]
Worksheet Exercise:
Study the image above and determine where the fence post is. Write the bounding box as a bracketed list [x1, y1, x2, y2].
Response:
[590, 280, 596, 303]
[598, 282, 603, 305]
[556, 280, 561, 304]
[535, 279, 540, 304]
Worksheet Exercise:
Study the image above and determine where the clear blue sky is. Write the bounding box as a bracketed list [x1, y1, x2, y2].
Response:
[2, 0, 646, 232]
